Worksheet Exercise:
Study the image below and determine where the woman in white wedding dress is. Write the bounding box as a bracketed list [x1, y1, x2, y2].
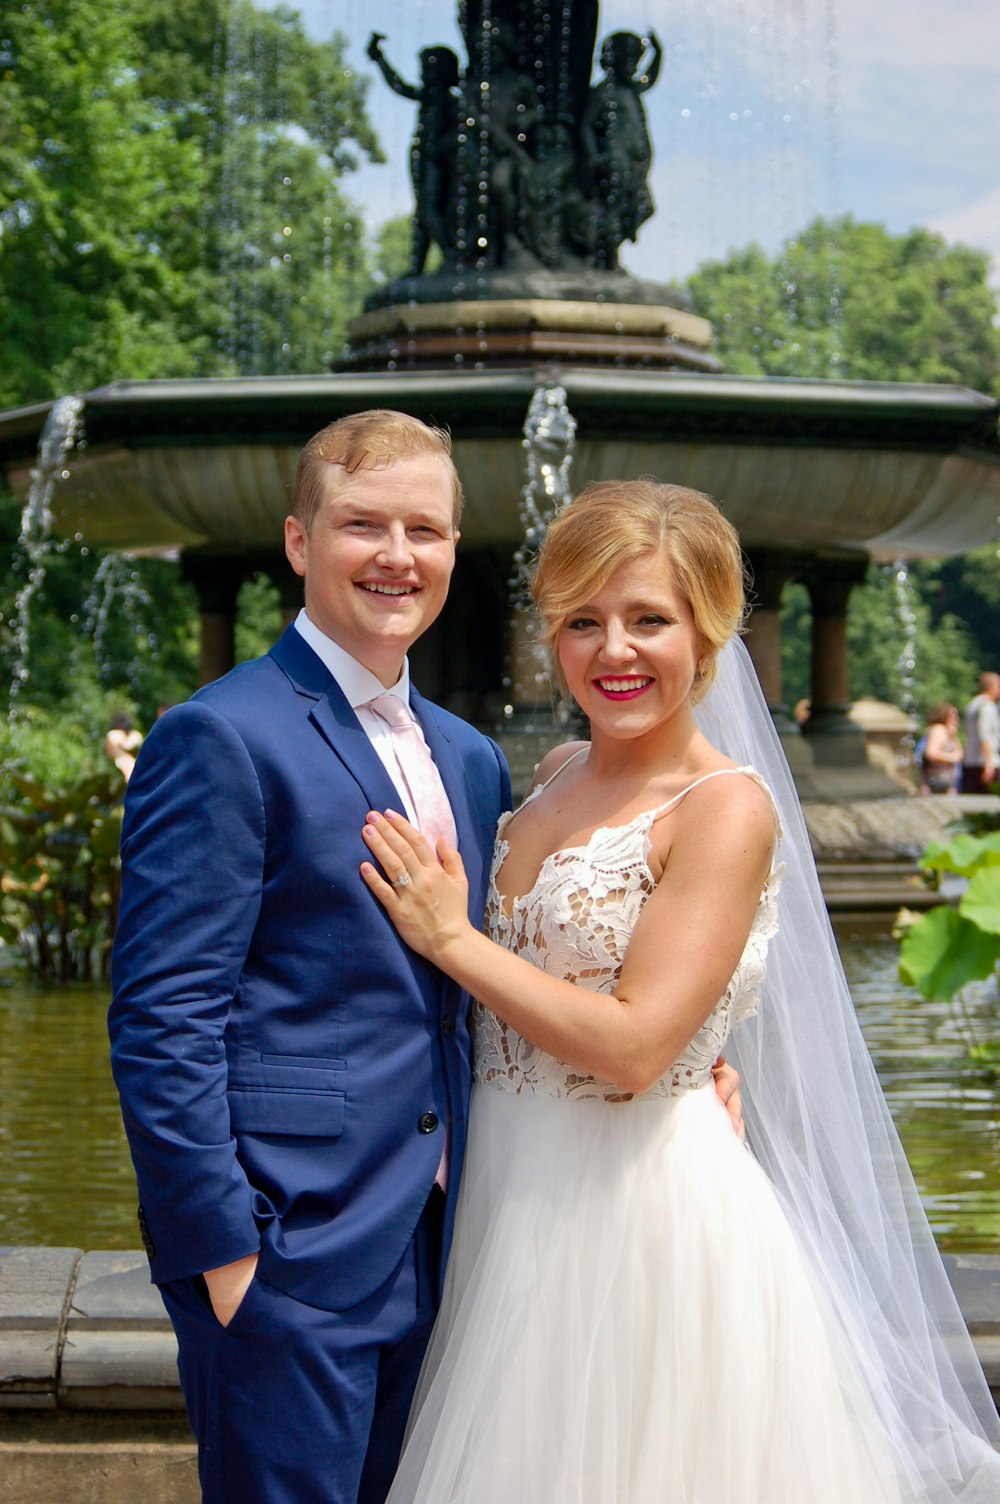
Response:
[361, 481, 1000, 1503]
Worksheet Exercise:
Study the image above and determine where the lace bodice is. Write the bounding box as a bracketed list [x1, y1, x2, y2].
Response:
[474, 767, 781, 1102]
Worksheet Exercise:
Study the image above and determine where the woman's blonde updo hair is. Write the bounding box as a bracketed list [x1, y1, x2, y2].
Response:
[530, 480, 747, 704]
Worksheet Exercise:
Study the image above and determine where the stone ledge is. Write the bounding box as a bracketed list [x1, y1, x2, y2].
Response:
[0, 1248, 81, 1407]
[1, 1248, 182, 1411]
[2, 1247, 998, 1413]
[0, 1248, 997, 1504]
[0, 1440, 199, 1504]
[61, 1251, 185, 1410]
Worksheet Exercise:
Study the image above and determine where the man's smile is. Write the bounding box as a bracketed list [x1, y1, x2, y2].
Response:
[358, 581, 419, 596]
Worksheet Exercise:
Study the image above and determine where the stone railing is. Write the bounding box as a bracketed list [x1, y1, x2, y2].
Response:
[2, 1246, 999, 1503]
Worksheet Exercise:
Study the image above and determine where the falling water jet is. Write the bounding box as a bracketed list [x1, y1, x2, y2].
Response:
[889, 559, 921, 782]
[500, 384, 579, 785]
[7, 395, 84, 716]
[81, 554, 156, 693]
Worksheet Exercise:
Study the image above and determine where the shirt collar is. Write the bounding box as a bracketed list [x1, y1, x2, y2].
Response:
[292, 608, 410, 709]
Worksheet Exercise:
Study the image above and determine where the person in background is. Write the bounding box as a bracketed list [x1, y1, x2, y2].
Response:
[919, 702, 962, 794]
[961, 672, 1000, 793]
[104, 711, 143, 782]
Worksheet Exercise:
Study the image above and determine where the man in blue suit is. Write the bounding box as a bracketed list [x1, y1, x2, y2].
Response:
[109, 410, 512, 1504]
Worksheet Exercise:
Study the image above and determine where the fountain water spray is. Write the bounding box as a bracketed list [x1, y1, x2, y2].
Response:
[502, 384, 578, 737]
[890, 558, 919, 774]
[8, 395, 84, 714]
[515, 383, 577, 579]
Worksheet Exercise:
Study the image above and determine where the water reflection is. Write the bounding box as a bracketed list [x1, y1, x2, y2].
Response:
[835, 918, 1000, 1253]
[1, 928, 997, 1251]
[0, 963, 136, 1248]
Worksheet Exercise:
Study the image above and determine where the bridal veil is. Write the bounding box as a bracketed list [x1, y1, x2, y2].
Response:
[696, 638, 1000, 1498]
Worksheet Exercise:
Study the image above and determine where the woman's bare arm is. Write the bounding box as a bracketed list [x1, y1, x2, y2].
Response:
[361, 774, 773, 1096]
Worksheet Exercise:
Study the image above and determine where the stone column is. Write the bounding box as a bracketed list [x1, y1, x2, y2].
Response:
[743, 548, 814, 775]
[802, 557, 868, 765]
[743, 549, 803, 734]
[180, 553, 245, 687]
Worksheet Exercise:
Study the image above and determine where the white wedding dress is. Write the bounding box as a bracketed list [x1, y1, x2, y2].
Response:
[387, 768, 909, 1503]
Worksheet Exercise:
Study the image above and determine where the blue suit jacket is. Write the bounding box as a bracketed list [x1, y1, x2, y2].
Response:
[109, 627, 511, 1310]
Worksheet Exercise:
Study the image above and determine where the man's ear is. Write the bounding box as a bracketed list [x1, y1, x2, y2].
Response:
[285, 515, 307, 577]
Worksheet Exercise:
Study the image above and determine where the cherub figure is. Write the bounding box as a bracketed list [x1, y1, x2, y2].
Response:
[582, 29, 662, 268]
[367, 33, 460, 273]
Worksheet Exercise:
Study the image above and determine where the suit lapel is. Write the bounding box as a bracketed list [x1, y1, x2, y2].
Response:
[270, 627, 403, 814]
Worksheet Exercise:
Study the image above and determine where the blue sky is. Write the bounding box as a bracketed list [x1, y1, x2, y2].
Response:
[269, 0, 1000, 284]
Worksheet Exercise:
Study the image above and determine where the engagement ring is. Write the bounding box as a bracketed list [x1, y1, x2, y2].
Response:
[393, 872, 411, 888]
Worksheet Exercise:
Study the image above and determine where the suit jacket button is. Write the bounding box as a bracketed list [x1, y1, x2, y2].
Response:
[418, 1112, 439, 1134]
[442, 1015, 455, 1037]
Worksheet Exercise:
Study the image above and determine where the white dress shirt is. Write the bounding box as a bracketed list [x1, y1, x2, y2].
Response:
[293, 608, 446, 828]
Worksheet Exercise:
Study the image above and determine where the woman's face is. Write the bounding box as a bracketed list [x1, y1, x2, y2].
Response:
[556, 550, 704, 741]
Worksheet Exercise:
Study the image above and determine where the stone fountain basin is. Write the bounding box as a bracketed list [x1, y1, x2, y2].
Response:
[1, 368, 998, 560]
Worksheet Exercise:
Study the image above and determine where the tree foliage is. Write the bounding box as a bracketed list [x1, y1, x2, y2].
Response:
[0, 0, 382, 404]
[687, 216, 1000, 392]
[0, 1, 204, 405]
[690, 217, 1000, 713]
[0, 0, 384, 736]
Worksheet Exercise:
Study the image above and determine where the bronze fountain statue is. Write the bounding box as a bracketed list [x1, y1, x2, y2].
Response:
[368, 3, 662, 277]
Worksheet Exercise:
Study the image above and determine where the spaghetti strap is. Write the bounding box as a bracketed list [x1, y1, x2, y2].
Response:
[652, 766, 782, 841]
[655, 766, 753, 815]
[496, 745, 589, 842]
[534, 744, 589, 793]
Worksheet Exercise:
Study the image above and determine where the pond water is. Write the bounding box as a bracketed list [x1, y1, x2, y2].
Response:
[0, 926, 997, 1252]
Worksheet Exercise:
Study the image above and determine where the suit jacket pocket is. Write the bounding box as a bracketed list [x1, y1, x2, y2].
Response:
[227, 1086, 346, 1137]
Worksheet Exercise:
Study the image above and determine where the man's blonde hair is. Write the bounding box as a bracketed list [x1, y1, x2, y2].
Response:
[291, 410, 463, 530]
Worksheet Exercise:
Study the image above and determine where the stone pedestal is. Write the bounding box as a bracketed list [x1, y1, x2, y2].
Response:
[345, 295, 718, 372]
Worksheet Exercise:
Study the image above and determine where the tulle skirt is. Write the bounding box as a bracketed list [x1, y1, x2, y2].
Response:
[387, 1081, 908, 1504]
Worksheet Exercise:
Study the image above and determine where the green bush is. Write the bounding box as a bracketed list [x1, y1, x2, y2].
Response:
[0, 768, 124, 982]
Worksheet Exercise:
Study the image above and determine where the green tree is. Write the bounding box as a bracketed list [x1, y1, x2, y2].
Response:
[0, 0, 383, 404]
[0, 0, 204, 406]
[692, 218, 1000, 708]
[845, 568, 978, 713]
[0, 0, 386, 729]
[917, 545, 1000, 674]
[687, 216, 1000, 392]
[131, 0, 383, 374]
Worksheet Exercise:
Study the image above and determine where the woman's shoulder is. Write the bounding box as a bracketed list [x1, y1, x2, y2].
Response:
[526, 740, 590, 796]
[669, 763, 778, 852]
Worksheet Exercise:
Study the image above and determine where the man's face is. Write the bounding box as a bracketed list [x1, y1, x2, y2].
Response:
[285, 453, 459, 687]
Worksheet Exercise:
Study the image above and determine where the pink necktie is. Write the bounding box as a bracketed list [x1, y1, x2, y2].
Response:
[366, 693, 458, 850]
[367, 692, 456, 1192]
